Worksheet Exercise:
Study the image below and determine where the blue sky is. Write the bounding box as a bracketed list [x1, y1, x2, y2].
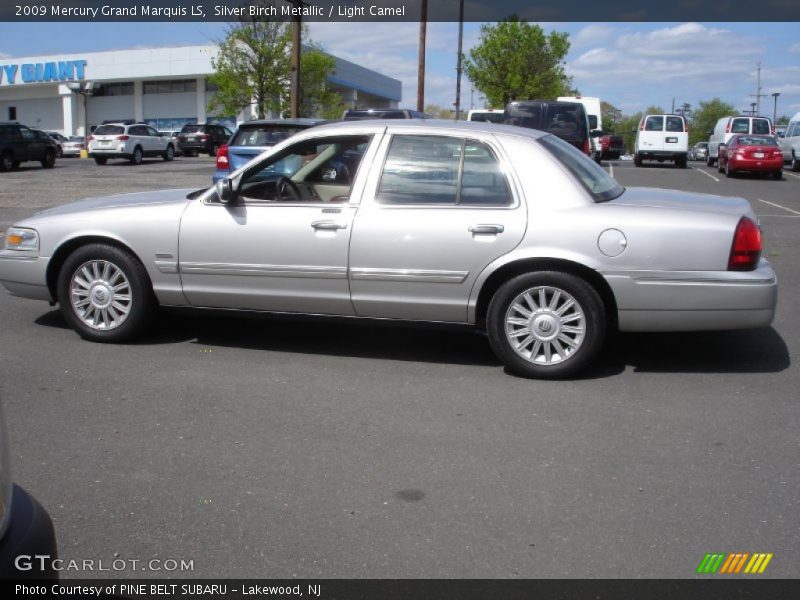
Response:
[1, 21, 798, 121]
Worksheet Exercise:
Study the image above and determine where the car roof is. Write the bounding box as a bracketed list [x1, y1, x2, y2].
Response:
[237, 118, 328, 128]
[303, 118, 548, 140]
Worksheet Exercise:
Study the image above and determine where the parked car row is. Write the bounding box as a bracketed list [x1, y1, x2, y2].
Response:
[0, 121, 58, 171]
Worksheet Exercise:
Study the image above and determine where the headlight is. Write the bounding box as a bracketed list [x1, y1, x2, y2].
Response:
[4, 227, 39, 252]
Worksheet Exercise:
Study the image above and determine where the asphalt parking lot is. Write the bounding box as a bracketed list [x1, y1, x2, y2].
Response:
[0, 155, 798, 579]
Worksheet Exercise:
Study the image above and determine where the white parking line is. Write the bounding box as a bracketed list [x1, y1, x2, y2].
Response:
[784, 171, 800, 181]
[757, 198, 800, 215]
[609, 163, 614, 178]
[691, 166, 720, 182]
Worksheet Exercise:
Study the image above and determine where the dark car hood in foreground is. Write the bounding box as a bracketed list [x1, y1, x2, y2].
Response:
[31, 188, 197, 218]
[612, 187, 751, 216]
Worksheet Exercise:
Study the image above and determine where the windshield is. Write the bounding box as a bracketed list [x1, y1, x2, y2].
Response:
[538, 134, 624, 203]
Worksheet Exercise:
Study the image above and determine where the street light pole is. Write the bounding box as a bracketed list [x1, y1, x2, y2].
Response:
[772, 92, 780, 128]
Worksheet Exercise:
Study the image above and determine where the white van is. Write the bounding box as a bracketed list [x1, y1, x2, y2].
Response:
[634, 114, 689, 168]
[558, 96, 602, 162]
[467, 109, 504, 124]
[778, 111, 800, 172]
[707, 116, 773, 166]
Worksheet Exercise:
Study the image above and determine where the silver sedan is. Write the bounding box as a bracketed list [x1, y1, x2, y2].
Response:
[0, 120, 778, 378]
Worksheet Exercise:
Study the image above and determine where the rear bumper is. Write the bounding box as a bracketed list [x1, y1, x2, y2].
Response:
[729, 157, 783, 172]
[179, 142, 212, 153]
[637, 150, 687, 160]
[605, 261, 778, 332]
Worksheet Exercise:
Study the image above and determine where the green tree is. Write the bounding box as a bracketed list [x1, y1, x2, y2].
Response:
[689, 98, 736, 146]
[464, 18, 573, 106]
[424, 103, 454, 119]
[208, 6, 340, 120]
[209, 18, 291, 119]
[600, 101, 621, 133]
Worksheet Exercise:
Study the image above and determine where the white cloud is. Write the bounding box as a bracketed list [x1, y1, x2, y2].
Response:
[789, 42, 800, 54]
[572, 24, 618, 49]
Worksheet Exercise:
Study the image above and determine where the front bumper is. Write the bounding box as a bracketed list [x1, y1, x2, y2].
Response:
[605, 261, 778, 332]
[0, 485, 58, 580]
[0, 253, 51, 301]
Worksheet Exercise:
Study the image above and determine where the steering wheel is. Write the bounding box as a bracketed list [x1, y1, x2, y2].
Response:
[276, 176, 302, 201]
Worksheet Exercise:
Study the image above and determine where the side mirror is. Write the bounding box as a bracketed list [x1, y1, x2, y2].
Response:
[215, 178, 238, 204]
[590, 129, 603, 138]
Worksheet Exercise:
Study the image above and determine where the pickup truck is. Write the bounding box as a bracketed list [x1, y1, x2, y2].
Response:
[599, 134, 625, 160]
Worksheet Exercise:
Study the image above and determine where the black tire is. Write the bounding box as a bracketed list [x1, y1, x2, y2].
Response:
[130, 146, 143, 165]
[57, 243, 156, 343]
[56, 146, 63, 158]
[163, 144, 175, 161]
[725, 162, 735, 178]
[718, 160, 724, 174]
[94, 157, 108, 165]
[41, 150, 56, 169]
[773, 170, 783, 180]
[706, 154, 715, 167]
[486, 271, 607, 379]
[675, 155, 687, 168]
[0, 151, 14, 171]
[633, 153, 642, 167]
[209, 143, 218, 157]
[791, 154, 800, 172]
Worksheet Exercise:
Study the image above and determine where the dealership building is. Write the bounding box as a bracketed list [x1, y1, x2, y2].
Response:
[0, 45, 402, 135]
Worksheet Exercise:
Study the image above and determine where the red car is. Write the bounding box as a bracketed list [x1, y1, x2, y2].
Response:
[718, 134, 783, 179]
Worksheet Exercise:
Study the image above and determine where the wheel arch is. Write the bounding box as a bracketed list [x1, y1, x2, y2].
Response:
[473, 257, 618, 331]
[46, 235, 151, 301]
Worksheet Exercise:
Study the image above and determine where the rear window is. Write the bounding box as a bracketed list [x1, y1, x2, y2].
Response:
[344, 110, 407, 120]
[666, 116, 684, 132]
[181, 124, 204, 133]
[93, 125, 125, 135]
[539, 134, 624, 203]
[736, 136, 777, 146]
[469, 112, 504, 124]
[544, 105, 588, 137]
[752, 119, 771, 134]
[230, 125, 307, 147]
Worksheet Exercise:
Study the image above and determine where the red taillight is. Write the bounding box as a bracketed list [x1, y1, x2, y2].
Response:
[582, 139, 590, 155]
[215, 144, 229, 170]
[117, 135, 129, 141]
[728, 217, 762, 271]
[773, 150, 783, 159]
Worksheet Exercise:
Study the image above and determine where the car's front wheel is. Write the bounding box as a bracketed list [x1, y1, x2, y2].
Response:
[41, 150, 56, 169]
[57, 244, 156, 343]
[791, 153, 800, 172]
[487, 272, 606, 379]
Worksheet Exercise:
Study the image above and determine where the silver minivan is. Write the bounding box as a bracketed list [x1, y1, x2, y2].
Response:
[778, 112, 800, 172]
[707, 116, 772, 166]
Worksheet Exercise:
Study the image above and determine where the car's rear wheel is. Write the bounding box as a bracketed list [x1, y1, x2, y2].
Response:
[41, 150, 56, 169]
[791, 154, 799, 172]
[633, 153, 642, 167]
[56, 146, 63, 158]
[163, 145, 175, 161]
[57, 244, 156, 343]
[675, 155, 687, 168]
[706, 154, 715, 167]
[718, 160, 725, 174]
[0, 151, 14, 171]
[725, 162, 735, 178]
[94, 157, 107, 165]
[773, 170, 783, 180]
[487, 272, 606, 379]
[130, 146, 143, 165]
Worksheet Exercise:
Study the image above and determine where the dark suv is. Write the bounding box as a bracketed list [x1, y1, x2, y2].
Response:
[177, 123, 232, 157]
[504, 101, 592, 156]
[0, 122, 58, 171]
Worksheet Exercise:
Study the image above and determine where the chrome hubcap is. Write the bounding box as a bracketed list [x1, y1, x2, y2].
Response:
[505, 286, 585, 365]
[70, 260, 132, 331]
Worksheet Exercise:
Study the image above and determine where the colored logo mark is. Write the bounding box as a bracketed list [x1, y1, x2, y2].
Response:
[696, 552, 773, 574]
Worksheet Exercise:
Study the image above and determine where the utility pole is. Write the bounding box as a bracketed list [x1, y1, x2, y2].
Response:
[454, 0, 464, 120]
[417, 0, 427, 112]
[772, 92, 780, 127]
[289, 0, 305, 118]
[749, 61, 768, 116]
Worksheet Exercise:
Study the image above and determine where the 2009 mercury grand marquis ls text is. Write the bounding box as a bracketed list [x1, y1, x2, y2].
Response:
[0, 120, 778, 378]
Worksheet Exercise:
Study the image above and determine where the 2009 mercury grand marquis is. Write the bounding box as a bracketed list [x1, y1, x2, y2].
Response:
[0, 120, 777, 378]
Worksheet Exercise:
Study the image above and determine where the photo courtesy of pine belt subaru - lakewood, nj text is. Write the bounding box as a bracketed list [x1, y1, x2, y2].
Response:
[0, 120, 778, 379]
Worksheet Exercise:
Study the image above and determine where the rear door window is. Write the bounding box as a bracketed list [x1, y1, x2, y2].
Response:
[752, 119, 771, 134]
[731, 118, 750, 133]
[665, 116, 684, 132]
[644, 116, 664, 131]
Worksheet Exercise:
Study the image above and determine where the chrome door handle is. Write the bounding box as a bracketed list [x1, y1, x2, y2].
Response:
[311, 220, 347, 230]
[469, 224, 504, 235]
